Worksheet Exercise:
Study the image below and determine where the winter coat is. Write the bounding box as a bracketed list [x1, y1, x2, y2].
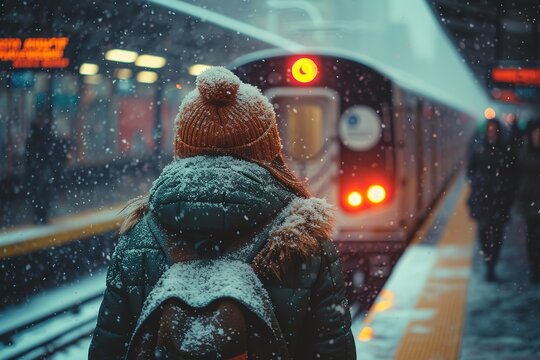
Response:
[466, 134, 518, 223]
[89, 156, 355, 360]
[516, 146, 540, 219]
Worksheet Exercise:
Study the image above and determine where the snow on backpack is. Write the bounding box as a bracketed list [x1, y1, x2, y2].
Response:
[126, 209, 293, 360]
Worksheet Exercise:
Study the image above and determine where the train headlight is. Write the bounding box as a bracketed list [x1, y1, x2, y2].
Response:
[347, 191, 363, 207]
[291, 57, 318, 84]
[367, 185, 386, 204]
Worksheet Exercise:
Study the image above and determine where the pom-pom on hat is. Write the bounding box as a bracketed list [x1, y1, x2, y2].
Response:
[174, 66, 282, 162]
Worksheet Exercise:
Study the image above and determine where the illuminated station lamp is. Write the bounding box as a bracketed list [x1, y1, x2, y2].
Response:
[189, 64, 211, 76]
[105, 49, 138, 63]
[103, 49, 167, 83]
[136, 71, 158, 84]
[79, 63, 99, 75]
[135, 54, 166, 69]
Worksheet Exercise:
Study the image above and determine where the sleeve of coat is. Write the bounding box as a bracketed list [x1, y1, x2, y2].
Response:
[306, 240, 356, 360]
[88, 245, 134, 360]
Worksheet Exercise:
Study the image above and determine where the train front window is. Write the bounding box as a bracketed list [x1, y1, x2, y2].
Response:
[265, 89, 339, 163]
[281, 103, 323, 161]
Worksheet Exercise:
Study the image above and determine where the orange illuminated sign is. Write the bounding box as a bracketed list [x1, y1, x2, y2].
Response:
[0, 37, 69, 68]
[491, 68, 540, 86]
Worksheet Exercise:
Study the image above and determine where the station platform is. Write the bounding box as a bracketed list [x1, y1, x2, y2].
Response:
[352, 176, 540, 359]
[1, 174, 539, 359]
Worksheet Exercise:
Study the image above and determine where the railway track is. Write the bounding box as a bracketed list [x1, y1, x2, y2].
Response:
[0, 284, 104, 360]
[0, 291, 102, 359]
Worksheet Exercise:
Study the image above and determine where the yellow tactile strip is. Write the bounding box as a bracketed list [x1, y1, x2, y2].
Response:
[395, 186, 475, 360]
[0, 205, 124, 259]
[410, 172, 461, 246]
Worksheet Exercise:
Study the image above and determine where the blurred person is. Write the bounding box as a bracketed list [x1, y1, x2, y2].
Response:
[89, 67, 355, 359]
[467, 118, 518, 281]
[505, 113, 523, 170]
[25, 106, 68, 224]
[25, 106, 57, 224]
[516, 120, 540, 283]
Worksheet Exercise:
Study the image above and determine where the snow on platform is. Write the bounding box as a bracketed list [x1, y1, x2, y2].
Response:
[461, 215, 540, 359]
[352, 177, 540, 359]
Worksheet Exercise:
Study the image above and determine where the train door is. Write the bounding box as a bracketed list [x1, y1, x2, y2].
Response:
[415, 101, 425, 214]
[392, 86, 417, 231]
[421, 102, 436, 212]
[264, 88, 340, 201]
[431, 109, 440, 194]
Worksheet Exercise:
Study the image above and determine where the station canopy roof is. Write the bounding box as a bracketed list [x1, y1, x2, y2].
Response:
[0, 0, 269, 80]
[4, 0, 537, 113]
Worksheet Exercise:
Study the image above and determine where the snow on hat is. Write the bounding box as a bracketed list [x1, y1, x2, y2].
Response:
[174, 66, 282, 162]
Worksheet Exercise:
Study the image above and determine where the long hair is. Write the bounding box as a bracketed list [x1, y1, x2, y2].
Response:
[255, 153, 311, 198]
[118, 154, 310, 234]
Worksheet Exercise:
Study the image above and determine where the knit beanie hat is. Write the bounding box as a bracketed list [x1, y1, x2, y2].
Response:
[174, 67, 282, 162]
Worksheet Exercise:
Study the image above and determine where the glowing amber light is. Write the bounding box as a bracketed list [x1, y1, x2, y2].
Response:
[357, 290, 394, 342]
[291, 57, 318, 83]
[347, 191, 362, 207]
[372, 296, 393, 312]
[484, 107, 496, 120]
[367, 185, 386, 204]
[358, 326, 374, 342]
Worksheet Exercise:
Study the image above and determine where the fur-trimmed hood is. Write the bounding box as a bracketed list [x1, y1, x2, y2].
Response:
[146, 156, 335, 277]
[252, 197, 335, 278]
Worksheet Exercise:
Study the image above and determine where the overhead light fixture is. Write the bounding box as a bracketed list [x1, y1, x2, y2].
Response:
[136, 71, 158, 84]
[135, 54, 167, 69]
[115, 68, 133, 80]
[188, 64, 211, 76]
[79, 63, 99, 75]
[105, 49, 138, 63]
[84, 74, 103, 85]
[484, 107, 496, 120]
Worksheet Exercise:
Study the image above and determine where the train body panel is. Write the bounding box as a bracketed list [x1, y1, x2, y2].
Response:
[232, 50, 474, 300]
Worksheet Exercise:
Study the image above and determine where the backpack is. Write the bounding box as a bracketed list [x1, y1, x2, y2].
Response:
[125, 212, 292, 360]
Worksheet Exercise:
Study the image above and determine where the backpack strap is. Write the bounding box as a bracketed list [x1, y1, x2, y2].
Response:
[136, 201, 300, 360]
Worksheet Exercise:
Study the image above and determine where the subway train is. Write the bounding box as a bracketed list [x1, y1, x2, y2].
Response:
[231, 50, 475, 301]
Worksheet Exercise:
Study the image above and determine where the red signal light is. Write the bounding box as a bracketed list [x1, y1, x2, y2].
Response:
[367, 185, 386, 204]
[290, 57, 319, 84]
